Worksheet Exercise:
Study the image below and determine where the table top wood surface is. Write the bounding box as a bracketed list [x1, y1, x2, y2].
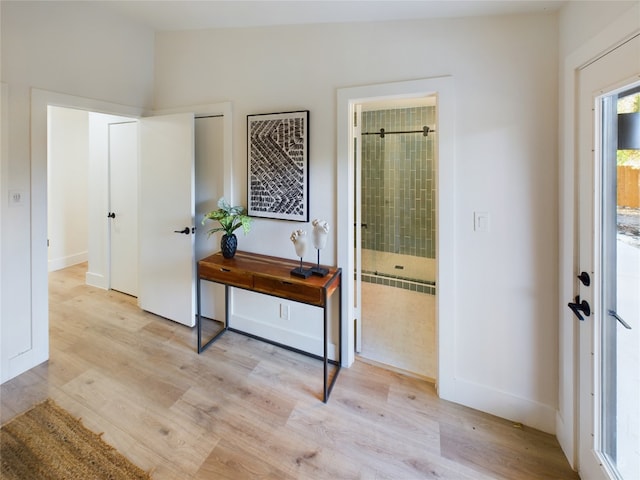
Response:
[197, 251, 341, 306]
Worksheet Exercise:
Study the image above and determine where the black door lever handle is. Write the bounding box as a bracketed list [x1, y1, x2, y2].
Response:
[107, 212, 116, 219]
[174, 227, 191, 235]
[568, 295, 591, 321]
[577, 272, 590, 286]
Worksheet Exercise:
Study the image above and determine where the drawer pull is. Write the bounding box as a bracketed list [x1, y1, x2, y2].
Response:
[220, 268, 231, 272]
[281, 281, 293, 285]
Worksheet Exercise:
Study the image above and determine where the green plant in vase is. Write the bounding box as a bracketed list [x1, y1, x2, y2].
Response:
[202, 197, 252, 258]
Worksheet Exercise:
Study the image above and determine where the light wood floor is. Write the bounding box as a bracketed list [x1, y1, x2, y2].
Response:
[0, 263, 580, 479]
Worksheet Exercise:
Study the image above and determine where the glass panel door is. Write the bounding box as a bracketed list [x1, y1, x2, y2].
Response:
[600, 86, 640, 480]
[577, 33, 640, 480]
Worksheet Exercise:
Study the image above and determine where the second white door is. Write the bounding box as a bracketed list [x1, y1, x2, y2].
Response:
[108, 121, 139, 297]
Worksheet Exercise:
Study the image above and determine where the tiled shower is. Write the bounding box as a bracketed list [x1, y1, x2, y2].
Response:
[360, 106, 436, 294]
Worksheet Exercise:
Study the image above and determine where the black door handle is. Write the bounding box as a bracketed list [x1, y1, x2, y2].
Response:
[107, 212, 116, 219]
[568, 295, 591, 321]
[174, 227, 191, 235]
[577, 271, 590, 286]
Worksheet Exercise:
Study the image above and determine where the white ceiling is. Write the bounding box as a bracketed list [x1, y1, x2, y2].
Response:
[94, 0, 567, 31]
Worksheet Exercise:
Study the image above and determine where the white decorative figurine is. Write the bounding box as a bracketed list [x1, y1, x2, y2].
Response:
[291, 229, 308, 257]
[311, 219, 330, 276]
[290, 229, 311, 278]
[312, 219, 329, 249]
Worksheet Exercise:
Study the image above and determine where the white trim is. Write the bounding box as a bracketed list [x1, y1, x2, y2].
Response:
[48, 251, 88, 272]
[336, 77, 456, 398]
[454, 378, 557, 434]
[557, 2, 640, 469]
[85, 271, 108, 290]
[0, 83, 8, 382]
[354, 104, 362, 353]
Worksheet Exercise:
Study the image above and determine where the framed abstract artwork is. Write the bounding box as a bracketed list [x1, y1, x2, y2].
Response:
[247, 110, 309, 221]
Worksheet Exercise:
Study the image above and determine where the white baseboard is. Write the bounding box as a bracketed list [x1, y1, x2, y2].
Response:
[230, 312, 338, 361]
[85, 271, 108, 290]
[442, 377, 557, 434]
[48, 252, 88, 272]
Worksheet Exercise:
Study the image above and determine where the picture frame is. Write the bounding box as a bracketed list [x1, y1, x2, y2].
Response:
[247, 110, 309, 222]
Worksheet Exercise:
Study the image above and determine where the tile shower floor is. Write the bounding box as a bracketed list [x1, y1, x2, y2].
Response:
[361, 249, 435, 284]
[359, 281, 436, 380]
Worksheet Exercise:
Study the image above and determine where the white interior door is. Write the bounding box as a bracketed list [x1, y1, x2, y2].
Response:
[577, 34, 640, 480]
[139, 113, 196, 327]
[108, 121, 138, 297]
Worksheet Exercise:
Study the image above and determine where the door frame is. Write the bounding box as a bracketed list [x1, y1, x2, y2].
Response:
[337, 77, 456, 396]
[558, 5, 640, 468]
[30, 92, 233, 379]
[28, 89, 144, 380]
[577, 67, 640, 480]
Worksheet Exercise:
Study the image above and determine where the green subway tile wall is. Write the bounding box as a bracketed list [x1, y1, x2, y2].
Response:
[361, 106, 436, 260]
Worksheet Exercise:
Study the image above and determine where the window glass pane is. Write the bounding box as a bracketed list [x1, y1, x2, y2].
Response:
[601, 87, 640, 480]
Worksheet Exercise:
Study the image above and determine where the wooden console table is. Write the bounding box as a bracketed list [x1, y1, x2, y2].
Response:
[196, 251, 342, 402]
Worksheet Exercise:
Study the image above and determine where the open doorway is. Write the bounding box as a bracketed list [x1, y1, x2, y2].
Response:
[355, 97, 438, 380]
[47, 106, 138, 296]
[337, 77, 455, 395]
[20, 90, 233, 380]
[46, 107, 226, 314]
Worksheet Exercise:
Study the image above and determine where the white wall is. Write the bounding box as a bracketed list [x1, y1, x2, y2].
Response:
[0, 2, 154, 382]
[47, 106, 89, 271]
[155, 13, 560, 431]
[559, 1, 638, 55]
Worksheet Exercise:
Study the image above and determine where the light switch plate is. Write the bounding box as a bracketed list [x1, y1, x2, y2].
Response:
[474, 211, 490, 232]
[9, 190, 25, 207]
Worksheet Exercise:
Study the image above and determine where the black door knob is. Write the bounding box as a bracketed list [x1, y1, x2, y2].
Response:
[577, 272, 590, 286]
[568, 295, 591, 321]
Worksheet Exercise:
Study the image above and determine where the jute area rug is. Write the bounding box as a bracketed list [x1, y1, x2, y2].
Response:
[1, 399, 152, 479]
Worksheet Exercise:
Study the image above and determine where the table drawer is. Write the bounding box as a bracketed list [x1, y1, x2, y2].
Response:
[253, 276, 323, 306]
[199, 264, 254, 289]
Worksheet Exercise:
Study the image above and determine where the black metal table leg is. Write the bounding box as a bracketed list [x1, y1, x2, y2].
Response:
[197, 280, 229, 354]
[323, 288, 328, 402]
[323, 270, 342, 402]
[196, 254, 341, 403]
[197, 275, 203, 352]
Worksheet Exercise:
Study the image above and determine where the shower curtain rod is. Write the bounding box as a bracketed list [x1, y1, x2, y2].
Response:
[362, 125, 436, 138]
